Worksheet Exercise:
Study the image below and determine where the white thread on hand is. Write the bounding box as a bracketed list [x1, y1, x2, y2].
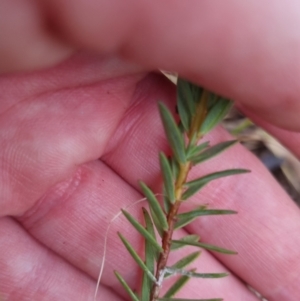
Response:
[93, 194, 164, 300]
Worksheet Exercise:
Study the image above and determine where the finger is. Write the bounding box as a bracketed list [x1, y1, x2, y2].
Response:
[101, 75, 300, 301]
[18, 160, 260, 301]
[43, 0, 300, 130]
[0, 0, 73, 73]
[0, 217, 121, 301]
[0, 55, 145, 216]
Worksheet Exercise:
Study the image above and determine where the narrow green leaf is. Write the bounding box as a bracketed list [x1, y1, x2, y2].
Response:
[141, 208, 156, 301]
[177, 78, 197, 112]
[160, 152, 176, 204]
[206, 93, 218, 110]
[158, 298, 223, 301]
[182, 169, 250, 200]
[141, 268, 152, 300]
[177, 79, 195, 131]
[177, 100, 190, 132]
[164, 251, 201, 278]
[194, 242, 237, 255]
[178, 121, 186, 134]
[140, 181, 169, 231]
[121, 209, 163, 252]
[163, 269, 195, 298]
[158, 102, 186, 163]
[186, 141, 210, 160]
[149, 205, 163, 237]
[114, 271, 140, 301]
[191, 140, 238, 164]
[170, 234, 200, 251]
[164, 268, 228, 279]
[171, 240, 237, 255]
[175, 209, 237, 229]
[118, 233, 157, 282]
[191, 82, 203, 103]
[200, 98, 232, 135]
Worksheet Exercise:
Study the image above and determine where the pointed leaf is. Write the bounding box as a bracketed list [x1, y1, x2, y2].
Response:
[141, 208, 156, 301]
[142, 208, 158, 254]
[191, 140, 238, 164]
[160, 152, 176, 204]
[163, 189, 171, 214]
[177, 78, 197, 114]
[118, 233, 157, 282]
[175, 209, 237, 229]
[194, 242, 237, 255]
[114, 271, 140, 301]
[164, 267, 228, 278]
[171, 240, 237, 255]
[181, 271, 228, 278]
[170, 157, 180, 179]
[191, 83, 203, 104]
[158, 102, 186, 163]
[171, 234, 200, 251]
[177, 79, 194, 131]
[176, 78, 202, 132]
[177, 99, 190, 132]
[182, 169, 250, 200]
[140, 181, 168, 231]
[206, 93, 218, 110]
[163, 269, 195, 298]
[141, 268, 152, 301]
[164, 251, 201, 278]
[186, 141, 210, 160]
[142, 208, 158, 262]
[178, 120, 186, 134]
[200, 98, 232, 135]
[121, 209, 163, 252]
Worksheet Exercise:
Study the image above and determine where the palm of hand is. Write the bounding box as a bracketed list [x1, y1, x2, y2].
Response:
[0, 54, 299, 301]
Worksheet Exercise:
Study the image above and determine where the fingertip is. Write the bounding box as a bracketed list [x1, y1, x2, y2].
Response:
[0, 38, 74, 74]
[3, 0, 300, 131]
[42, 0, 144, 53]
[237, 100, 300, 132]
[0, 0, 74, 74]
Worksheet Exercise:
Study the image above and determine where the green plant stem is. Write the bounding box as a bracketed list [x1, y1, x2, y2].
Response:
[115, 80, 242, 301]
[150, 99, 207, 301]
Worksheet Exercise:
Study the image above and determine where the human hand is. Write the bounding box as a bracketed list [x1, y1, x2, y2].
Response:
[1, 1, 300, 301]
[0, 53, 299, 300]
[2, 1, 300, 131]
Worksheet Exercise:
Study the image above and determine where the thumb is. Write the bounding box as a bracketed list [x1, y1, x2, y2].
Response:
[2, 0, 300, 131]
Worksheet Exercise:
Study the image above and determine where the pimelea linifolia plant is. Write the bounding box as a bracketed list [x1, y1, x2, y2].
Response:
[114, 77, 250, 301]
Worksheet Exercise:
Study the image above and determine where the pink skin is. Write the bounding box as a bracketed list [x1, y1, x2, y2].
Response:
[2, 1, 300, 129]
[0, 2, 300, 301]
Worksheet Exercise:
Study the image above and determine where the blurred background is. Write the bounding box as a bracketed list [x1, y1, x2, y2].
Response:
[224, 107, 300, 208]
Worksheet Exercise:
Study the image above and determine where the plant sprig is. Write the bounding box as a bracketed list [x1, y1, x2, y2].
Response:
[115, 77, 250, 301]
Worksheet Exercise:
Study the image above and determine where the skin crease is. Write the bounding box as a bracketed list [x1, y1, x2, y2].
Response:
[0, 1, 300, 301]
[1, 0, 300, 129]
